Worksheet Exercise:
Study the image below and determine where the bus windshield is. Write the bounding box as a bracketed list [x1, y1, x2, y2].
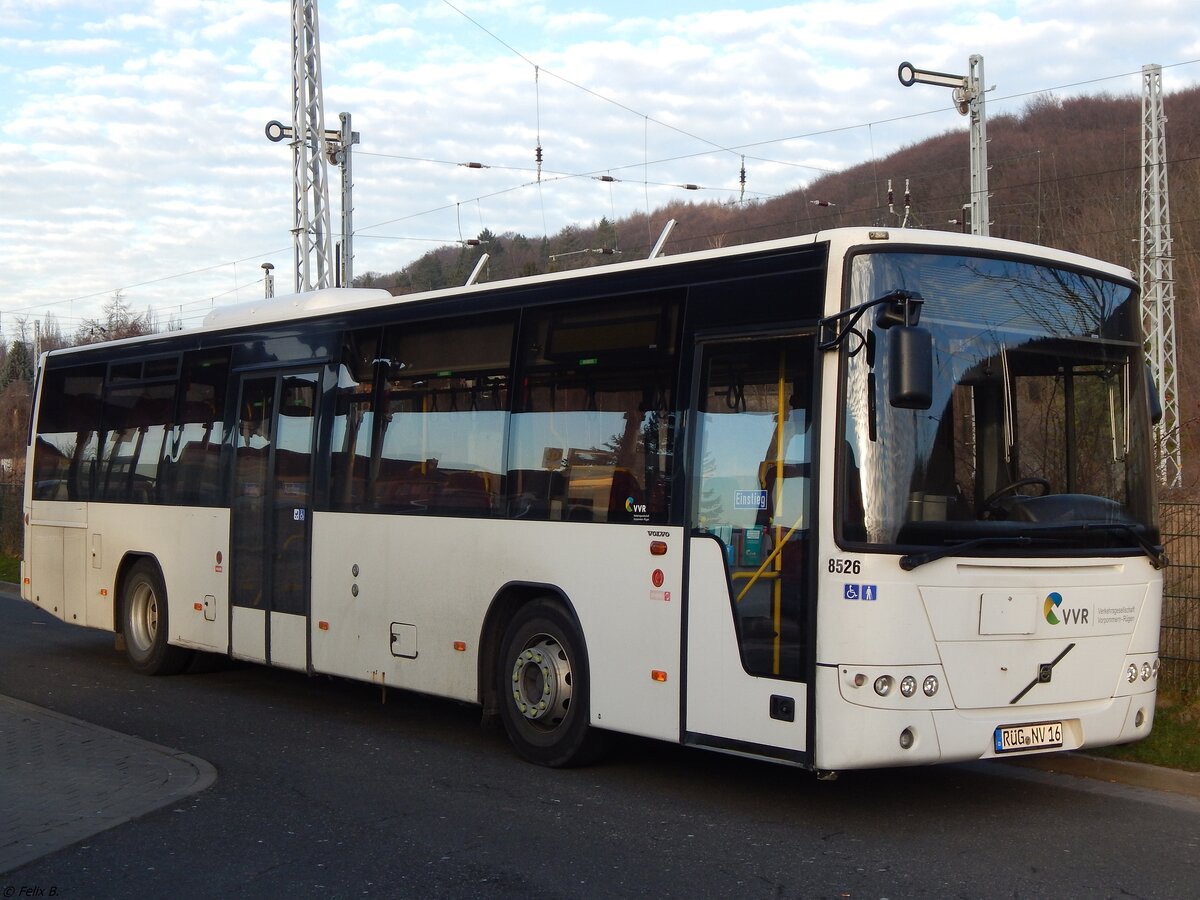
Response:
[839, 250, 1158, 554]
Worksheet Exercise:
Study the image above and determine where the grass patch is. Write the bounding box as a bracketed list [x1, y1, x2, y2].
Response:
[1089, 690, 1200, 772]
[0, 554, 19, 584]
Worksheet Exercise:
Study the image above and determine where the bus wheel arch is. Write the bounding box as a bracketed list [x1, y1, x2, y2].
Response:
[482, 586, 607, 767]
[117, 554, 193, 676]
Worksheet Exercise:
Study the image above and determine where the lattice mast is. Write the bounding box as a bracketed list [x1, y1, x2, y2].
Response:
[1140, 63, 1181, 487]
[289, 0, 334, 292]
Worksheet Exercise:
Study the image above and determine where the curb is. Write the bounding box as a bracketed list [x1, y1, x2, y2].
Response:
[1005, 750, 1200, 800]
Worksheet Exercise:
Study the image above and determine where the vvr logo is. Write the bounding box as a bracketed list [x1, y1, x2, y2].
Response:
[1043, 592, 1063, 624]
[1044, 591, 1089, 625]
[625, 496, 648, 515]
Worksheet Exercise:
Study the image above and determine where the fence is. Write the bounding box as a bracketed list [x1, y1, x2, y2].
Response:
[1160, 502, 1200, 689]
[0, 482, 20, 560]
[0, 486, 1197, 686]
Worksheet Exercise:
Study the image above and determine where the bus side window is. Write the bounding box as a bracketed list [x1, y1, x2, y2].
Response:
[369, 317, 512, 517]
[507, 297, 677, 524]
[32, 364, 104, 502]
[330, 328, 380, 512]
[97, 382, 176, 503]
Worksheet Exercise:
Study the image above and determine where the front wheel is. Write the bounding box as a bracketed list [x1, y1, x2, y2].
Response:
[121, 559, 193, 676]
[496, 599, 607, 767]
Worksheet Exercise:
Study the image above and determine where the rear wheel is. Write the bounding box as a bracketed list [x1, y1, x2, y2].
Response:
[497, 598, 607, 767]
[121, 559, 193, 676]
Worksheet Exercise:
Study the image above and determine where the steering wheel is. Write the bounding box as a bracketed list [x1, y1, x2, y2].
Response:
[980, 477, 1051, 517]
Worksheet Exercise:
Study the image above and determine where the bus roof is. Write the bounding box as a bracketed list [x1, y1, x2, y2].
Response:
[49, 227, 1134, 356]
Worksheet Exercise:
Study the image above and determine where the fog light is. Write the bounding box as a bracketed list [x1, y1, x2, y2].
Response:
[900, 675, 917, 698]
[1135, 708, 1146, 727]
[1152, 659, 1160, 679]
[899, 727, 915, 749]
[1141, 662, 1152, 682]
[874, 675, 894, 697]
[1127, 663, 1138, 684]
[922, 675, 939, 697]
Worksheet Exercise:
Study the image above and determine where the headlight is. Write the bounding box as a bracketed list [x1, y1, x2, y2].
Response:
[900, 675, 917, 698]
[874, 675, 894, 697]
[1127, 663, 1138, 684]
[922, 675, 939, 697]
[1141, 662, 1152, 682]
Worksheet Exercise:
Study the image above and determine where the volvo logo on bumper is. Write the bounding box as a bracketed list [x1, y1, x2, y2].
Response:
[1010, 643, 1076, 704]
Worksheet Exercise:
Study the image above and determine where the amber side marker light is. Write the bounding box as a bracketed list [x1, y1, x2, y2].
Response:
[651, 670, 668, 682]
[318, 621, 330, 631]
[453, 641, 467, 652]
[650, 541, 668, 556]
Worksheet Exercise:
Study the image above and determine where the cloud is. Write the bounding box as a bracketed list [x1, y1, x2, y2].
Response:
[0, 0, 1198, 329]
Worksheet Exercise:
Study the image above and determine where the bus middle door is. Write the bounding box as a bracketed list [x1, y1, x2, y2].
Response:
[230, 368, 320, 671]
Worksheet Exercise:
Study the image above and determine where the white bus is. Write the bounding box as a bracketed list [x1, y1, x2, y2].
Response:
[22, 227, 1163, 772]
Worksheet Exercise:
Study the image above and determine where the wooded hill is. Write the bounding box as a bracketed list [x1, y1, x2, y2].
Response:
[363, 87, 1200, 497]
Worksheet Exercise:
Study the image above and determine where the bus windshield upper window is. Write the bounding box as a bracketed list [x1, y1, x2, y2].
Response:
[838, 251, 1156, 551]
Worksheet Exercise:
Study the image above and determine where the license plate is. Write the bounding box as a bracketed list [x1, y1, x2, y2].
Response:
[994, 721, 1064, 754]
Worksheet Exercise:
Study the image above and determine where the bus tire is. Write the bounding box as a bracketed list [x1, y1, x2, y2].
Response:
[496, 598, 607, 767]
[121, 559, 193, 676]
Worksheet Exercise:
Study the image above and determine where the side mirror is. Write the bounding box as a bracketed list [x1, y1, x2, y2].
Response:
[889, 326, 933, 410]
[1145, 364, 1163, 426]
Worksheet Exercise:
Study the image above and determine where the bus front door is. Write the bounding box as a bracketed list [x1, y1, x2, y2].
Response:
[684, 336, 814, 763]
[230, 369, 320, 671]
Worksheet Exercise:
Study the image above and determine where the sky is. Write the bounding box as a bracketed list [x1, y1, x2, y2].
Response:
[1, 0, 1198, 337]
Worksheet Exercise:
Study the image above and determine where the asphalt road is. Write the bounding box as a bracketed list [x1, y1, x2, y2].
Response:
[1, 588, 1197, 899]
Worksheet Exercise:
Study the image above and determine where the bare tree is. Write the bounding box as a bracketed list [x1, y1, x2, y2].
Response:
[75, 290, 157, 345]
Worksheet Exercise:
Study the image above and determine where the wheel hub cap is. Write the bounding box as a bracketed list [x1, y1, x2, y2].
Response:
[510, 636, 572, 725]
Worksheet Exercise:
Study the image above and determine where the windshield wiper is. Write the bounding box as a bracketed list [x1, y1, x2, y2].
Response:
[1038, 522, 1168, 569]
[900, 536, 1039, 571]
[897, 525, 1168, 571]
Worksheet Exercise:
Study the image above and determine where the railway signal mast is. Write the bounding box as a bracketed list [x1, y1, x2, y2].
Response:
[265, 0, 358, 292]
[898, 55, 989, 237]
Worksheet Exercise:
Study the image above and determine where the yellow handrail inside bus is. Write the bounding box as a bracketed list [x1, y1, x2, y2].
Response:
[735, 513, 805, 604]
[729, 349, 799, 674]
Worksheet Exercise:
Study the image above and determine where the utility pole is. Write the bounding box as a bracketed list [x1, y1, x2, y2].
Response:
[898, 55, 990, 236]
[263, 0, 358, 293]
[1140, 63, 1181, 488]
